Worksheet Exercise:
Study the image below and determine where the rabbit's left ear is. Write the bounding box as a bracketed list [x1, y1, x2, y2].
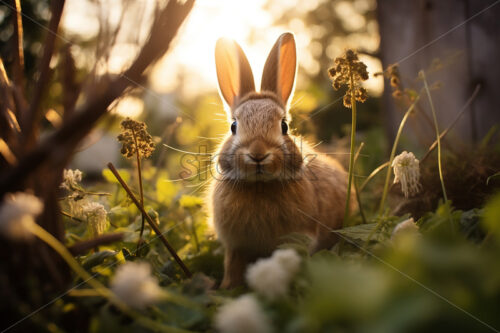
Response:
[215, 38, 255, 109]
[261, 33, 297, 106]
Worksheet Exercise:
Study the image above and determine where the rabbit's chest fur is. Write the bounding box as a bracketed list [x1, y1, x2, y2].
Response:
[210, 156, 348, 255]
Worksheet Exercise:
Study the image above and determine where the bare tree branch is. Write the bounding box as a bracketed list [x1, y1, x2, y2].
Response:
[0, 0, 195, 195]
[24, 0, 66, 147]
[61, 45, 80, 121]
[10, 0, 24, 90]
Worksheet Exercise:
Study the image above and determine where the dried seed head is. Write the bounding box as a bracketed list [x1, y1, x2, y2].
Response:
[392, 151, 421, 198]
[60, 169, 83, 191]
[118, 118, 155, 159]
[82, 202, 108, 237]
[328, 49, 369, 108]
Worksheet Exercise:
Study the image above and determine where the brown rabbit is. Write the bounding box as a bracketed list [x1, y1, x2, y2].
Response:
[209, 33, 354, 288]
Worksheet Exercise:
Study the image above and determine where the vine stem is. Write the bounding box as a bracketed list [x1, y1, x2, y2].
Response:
[28, 222, 188, 333]
[421, 70, 448, 202]
[378, 95, 421, 216]
[344, 69, 357, 223]
[365, 95, 421, 245]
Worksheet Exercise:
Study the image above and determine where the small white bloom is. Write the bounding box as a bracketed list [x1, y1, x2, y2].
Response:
[391, 218, 420, 241]
[392, 151, 421, 197]
[82, 202, 107, 237]
[110, 261, 163, 309]
[271, 248, 301, 275]
[60, 169, 82, 191]
[68, 195, 85, 219]
[246, 248, 301, 300]
[0, 192, 43, 240]
[215, 295, 272, 333]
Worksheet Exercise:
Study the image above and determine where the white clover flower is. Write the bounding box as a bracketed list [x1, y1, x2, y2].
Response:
[60, 169, 82, 191]
[391, 218, 420, 241]
[110, 261, 163, 309]
[82, 202, 108, 237]
[215, 294, 272, 333]
[246, 248, 301, 300]
[0, 192, 43, 240]
[271, 248, 301, 274]
[392, 151, 421, 198]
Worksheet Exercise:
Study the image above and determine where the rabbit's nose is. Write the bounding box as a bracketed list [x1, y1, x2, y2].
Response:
[248, 153, 270, 163]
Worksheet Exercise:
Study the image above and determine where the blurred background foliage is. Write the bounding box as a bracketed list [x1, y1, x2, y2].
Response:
[1, 0, 500, 332]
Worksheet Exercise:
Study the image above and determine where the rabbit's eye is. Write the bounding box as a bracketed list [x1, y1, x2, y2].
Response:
[231, 121, 237, 135]
[281, 120, 288, 135]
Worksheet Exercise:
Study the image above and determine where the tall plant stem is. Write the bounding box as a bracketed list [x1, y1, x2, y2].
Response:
[421, 71, 448, 202]
[353, 142, 367, 225]
[28, 223, 187, 333]
[132, 129, 146, 241]
[344, 70, 357, 223]
[108, 162, 192, 277]
[378, 96, 421, 216]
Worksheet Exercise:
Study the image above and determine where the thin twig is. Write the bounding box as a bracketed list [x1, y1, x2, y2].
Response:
[107, 162, 192, 278]
[61, 210, 83, 222]
[68, 233, 125, 255]
[359, 161, 390, 192]
[421, 84, 481, 163]
[378, 95, 421, 215]
[421, 70, 448, 202]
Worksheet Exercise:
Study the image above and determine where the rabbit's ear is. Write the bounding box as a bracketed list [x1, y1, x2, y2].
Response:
[215, 38, 255, 108]
[261, 32, 297, 106]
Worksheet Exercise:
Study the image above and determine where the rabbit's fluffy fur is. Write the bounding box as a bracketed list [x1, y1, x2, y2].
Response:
[209, 33, 353, 288]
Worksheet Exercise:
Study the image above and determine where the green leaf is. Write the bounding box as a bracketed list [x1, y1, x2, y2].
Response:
[335, 223, 377, 241]
[102, 168, 130, 184]
[82, 250, 117, 270]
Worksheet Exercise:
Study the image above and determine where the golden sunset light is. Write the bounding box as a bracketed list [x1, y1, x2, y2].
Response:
[1, 0, 499, 331]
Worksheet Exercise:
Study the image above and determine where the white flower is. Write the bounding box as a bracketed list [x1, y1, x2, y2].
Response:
[110, 261, 163, 309]
[271, 248, 301, 274]
[246, 248, 301, 300]
[392, 151, 421, 197]
[60, 169, 82, 191]
[391, 218, 420, 241]
[215, 295, 272, 333]
[68, 195, 85, 219]
[82, 202, 107, 237]
[0, 192, 43, 240]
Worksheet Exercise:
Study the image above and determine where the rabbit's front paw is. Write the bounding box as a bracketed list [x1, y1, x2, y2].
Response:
[220, 250, 251, 289]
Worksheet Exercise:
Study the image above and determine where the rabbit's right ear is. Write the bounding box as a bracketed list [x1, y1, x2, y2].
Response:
[215, 38, 255, 109]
